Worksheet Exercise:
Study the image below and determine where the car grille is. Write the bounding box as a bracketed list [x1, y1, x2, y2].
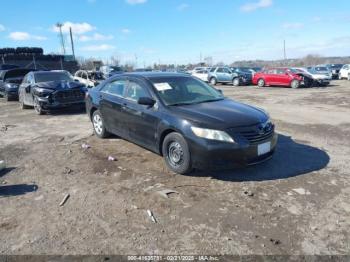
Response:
[228, 123, 274, 145]
[53, 89, 85, 103]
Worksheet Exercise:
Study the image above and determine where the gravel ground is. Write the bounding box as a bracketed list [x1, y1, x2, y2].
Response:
[0, 80, 349, 255]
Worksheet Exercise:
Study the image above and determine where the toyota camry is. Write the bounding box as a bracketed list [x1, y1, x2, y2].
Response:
[86, 72, 278, 174]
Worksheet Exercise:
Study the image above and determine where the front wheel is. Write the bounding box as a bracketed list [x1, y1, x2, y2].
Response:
[210, 77, 217, 85]
[232, 77, 240, 86]
[257, 79, 265, 87]
[33, 96, 45, 115]
[291, 80, 300, 89]
[92, 110, 109, 138]
[162, 132, 192, 175]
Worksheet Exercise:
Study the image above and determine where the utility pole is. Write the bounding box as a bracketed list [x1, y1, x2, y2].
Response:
[32, 54, 37, 70]
[56, 22, 66, 55]
[69, 27, 76, 60]
[283, 40, 287, 61]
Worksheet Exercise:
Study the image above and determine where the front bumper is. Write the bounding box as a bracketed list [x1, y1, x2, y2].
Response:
[315, 79, 331, 85]
[36, 96, 85, 110]
[6, 90, 19, 100]
[188, 133, 278, 170]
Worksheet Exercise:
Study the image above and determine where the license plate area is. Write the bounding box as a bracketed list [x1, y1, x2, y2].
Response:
[258, 142, 271, 156]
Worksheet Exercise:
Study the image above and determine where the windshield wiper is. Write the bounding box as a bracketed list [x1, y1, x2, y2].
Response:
[168, 102, 194, 106]
[193, 98, 224, 104]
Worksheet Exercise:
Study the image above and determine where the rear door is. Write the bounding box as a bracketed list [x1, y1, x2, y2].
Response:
[99, 77, 128, 136]
[122, 77, 159, 151]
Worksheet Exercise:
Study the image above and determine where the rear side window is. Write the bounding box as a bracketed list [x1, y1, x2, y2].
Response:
[125, 80, 149, 101]
[102, 79, 126, 96]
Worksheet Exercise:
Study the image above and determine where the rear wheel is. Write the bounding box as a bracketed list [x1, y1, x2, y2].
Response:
[210, 77, 217, 85]
[33, 96, 45, 115]
[291, 80, 300, 89]
[92, 110, 109, 138]
[162, 132, 192, 175]
[232, 77, 240, 86]
[257, 79, 265, 87]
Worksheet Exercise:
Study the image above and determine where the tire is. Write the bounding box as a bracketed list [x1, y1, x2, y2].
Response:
[4, 92, 9, 101]
[92, 110, 109, 138]
[232, 77, 240, 86]
[291, 80, 300, 89]
[33, 96, 45, 115]
[210, 77, 217, 85]
[162, 132, 192, 175]
[257, 79, 265, 87]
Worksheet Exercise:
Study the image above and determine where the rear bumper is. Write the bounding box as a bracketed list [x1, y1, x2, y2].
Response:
[188, 133, 278, 170]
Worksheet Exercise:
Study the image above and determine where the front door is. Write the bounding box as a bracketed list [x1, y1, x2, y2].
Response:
[122, 78, 159, 151]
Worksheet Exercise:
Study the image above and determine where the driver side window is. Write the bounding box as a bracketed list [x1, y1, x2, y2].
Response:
[125, 80, 149, 102]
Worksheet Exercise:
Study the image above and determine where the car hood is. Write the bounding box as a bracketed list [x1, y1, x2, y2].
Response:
[35, 81, 85, 90]
[170, 99, 268, 129]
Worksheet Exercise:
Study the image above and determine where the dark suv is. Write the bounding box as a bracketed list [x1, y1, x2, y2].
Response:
[0, 68, 32, 101]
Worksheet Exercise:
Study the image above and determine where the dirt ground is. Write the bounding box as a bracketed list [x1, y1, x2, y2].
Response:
[0, 80, 350, 256]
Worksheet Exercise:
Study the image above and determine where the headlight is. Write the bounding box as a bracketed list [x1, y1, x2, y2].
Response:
[5, 83, 18, 89]
[191, 127, 235, 143]
[35, 88, 54, 97]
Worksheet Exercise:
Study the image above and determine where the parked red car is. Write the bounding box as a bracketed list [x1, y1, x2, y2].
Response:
[252, 68, 303, 88]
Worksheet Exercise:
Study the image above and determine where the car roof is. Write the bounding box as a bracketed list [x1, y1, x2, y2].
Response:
[122, 72, 191, 79]
[33, 70, 67, 74]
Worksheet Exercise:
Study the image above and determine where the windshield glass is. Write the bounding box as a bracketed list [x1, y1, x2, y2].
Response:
[314, 67, 328, 72]
[34, 72, 73, 83]
[235, 68, 251, 73]
[150, 76, 224, 106]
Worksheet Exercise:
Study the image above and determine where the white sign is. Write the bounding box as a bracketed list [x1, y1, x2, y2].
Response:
[154, 83, 173, 91]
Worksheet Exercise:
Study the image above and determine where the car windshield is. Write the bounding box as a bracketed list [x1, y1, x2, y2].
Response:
[150, 76, 224, 106]
[314, 67, 328, 72]
[34, 72, 73, 83]
[236, 68, 251, 73]
[329, 64, 343, 69]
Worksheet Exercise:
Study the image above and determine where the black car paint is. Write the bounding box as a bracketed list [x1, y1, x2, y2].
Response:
[19, 71, 87, 111]
[0, 69, 32, 100]
[86, 72, 277, 170]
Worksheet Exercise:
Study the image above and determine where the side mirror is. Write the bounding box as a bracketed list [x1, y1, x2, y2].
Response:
[74, 79, 80, 82]
[137, 97, 156, 107]
[217, 89, 223, 94]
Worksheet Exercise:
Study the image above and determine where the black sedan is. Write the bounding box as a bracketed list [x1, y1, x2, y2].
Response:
[86, 72, 277, 174]
[0, 68, 32, 101]
[19, 71, 87, 115]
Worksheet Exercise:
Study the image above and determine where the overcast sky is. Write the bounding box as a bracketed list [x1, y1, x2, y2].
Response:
[1, 0, 350, 66]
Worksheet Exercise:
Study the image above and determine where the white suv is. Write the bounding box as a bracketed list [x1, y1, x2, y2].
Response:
[338, 64, 350, 80]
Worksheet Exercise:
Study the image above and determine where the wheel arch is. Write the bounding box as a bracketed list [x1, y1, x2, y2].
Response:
[90, 107, 98, 121]
[158, 128, 178, 156]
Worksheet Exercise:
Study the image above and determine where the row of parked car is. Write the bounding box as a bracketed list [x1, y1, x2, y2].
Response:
[0, 65, 279, 174]
[189, 64, 350, 88]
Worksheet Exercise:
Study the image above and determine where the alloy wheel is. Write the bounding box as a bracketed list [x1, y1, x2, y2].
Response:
[93, 114, 103, 135]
